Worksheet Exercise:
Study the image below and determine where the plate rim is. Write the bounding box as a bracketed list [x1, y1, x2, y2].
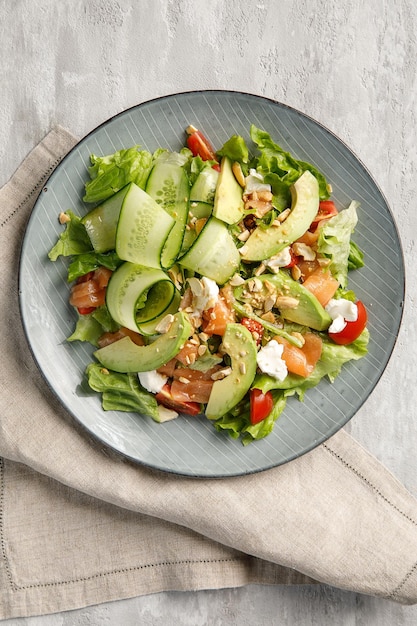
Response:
[18, 89, 406, 478]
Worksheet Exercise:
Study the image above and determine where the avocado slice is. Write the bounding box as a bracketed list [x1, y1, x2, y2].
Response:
[93, 311, 192, 373]
[205, 323, 257, 420]
[240, 170, 320, 261]
[212, 156, 244, 225]
[234, 273, 332, 331]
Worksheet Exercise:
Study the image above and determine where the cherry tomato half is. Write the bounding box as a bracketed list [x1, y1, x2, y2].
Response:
[328, 300, 368, 345]
[250, 388, 274, 425]
[240, 317, 264, 345]
[186, 128, 218, 163]
[311, 200, 338, 228]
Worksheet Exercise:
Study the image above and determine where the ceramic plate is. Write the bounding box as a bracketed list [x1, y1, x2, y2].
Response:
[19, 91, 404, 477]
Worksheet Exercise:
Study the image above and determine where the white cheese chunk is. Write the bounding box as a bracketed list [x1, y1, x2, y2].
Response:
[264, 246, 292, 271]
[328, 314, 347, 334]
[325, 298, 358, 334]
[157, 405, 179, 422]
[244, 169, 272, 194]
[138, 370, 167, 394]
[256, 339, 288, 381]
[187, 276, 219, 318]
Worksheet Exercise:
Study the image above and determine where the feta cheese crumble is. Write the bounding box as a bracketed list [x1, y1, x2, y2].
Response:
[187, 276, 219, 317]
[264, 246, 292, 271]
[256, 339, 288, 381]
[244, 169, 272, 194]
[325, 298, 358, 334]
[138, 370, 167, 394]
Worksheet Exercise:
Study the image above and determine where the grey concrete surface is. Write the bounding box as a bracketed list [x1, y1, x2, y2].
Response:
[2, 0, 417, 623]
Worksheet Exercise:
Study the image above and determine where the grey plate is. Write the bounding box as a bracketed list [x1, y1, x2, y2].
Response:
[19, 91, 404, 477]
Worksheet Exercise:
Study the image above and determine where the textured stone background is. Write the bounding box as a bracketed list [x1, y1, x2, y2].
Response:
[1, 0, 417, 623]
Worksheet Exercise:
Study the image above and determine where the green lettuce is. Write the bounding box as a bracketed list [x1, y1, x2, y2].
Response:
[48, 211, 92, 261]
[67, 305, 119, 346]
[348, 240, 365, 271]
[67, 250, 122, 282]
[317, 200, 360, 288]
[217, 134, 249, 165]
[250, 125, 330, 210]
[67, 314, 104, 346]
[214, 390, 287, 445]
[83, 146, 154, 203]
[85, 363, 160, 420]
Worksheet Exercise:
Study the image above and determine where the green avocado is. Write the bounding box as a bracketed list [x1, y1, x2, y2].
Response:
[240, 170, 320, 261]
[212, 156, 244, 225]
[93, 311, 192, 373]
[234, 272, 332, 331]
[205, 323, 258, 420]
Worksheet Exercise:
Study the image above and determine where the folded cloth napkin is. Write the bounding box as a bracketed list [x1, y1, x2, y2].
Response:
[1, 128, 417, 619]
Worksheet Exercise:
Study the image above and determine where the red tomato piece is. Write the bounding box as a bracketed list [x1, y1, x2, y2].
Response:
[284, 248, 300, 268]
[328, 300, 368, 345]
[186, 128, 218, 163]
[77, 306, 96, 315]
[311, 200, 338, 227]
[250, 388, 274, 425]
[240, 317, 264, 345]
[155, 383, 201, 416]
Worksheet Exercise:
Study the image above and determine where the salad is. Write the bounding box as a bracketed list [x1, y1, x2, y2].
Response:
[49, 124, 369, 445]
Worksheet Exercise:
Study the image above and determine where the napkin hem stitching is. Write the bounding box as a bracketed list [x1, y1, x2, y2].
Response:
[0, 458, 15, 592]
[0, 459, 250, 592]
[323, 443, 417, 526]
[0, 458, 248, 591]
[389, 561, 417, 601]
[0, 157, 63, 229]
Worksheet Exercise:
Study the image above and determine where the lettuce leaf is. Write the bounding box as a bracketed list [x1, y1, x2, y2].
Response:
[67, 305, 119, 346]
[67, 250, 122, 282]
[217, 134, 249, 164]
[85, 363, 160, 420]
[317, 201, 360, 288]
[250, 125, 330, 209]
[214, 390, 287, 445]
[83, 146, 154, 203]
[348, 240, 365, 271]
[67, 314, 104, 346]
[48, 211, 92, 261]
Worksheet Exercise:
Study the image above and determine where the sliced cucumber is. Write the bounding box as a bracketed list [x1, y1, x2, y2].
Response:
[178, 216, 240, 285]
[190, 166, 219, 204]
[81, 186, 130, 253]
[105, 261, 180, 335]
[94, 311, 192, 373]
[115, 183, 175, 268]
[145, 153, 190, 268]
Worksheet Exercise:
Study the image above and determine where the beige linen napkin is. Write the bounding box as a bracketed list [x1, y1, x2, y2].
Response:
[1, 128, 417, 619]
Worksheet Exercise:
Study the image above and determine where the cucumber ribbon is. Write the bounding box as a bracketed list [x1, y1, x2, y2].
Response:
[105, 262, 180, 336]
